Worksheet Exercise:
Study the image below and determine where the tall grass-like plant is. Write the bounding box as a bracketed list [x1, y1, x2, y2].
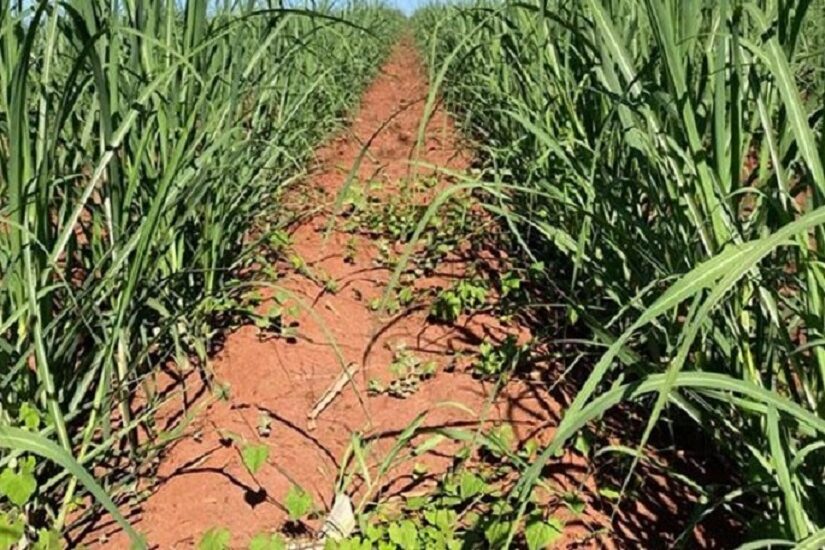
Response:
[0, 0, 399, 543]
[415, 0, 825, 543]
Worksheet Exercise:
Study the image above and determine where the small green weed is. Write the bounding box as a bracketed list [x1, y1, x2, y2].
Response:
[333, 460, 567, 550]
[241, 444, 270, 476]
[268, 229, 292, 251]
[499, 271, 522, 298]
[0, 406, 64, 550]
[368, 347, 437, 399]
[249, 532, 287, 550]
[332, 407, 590, 549]
[341, 178, 480, 280]
[474, 335, 526, 379]
[284, 485, 314, 522]
[430, 280, 488, 323]
[216, 430, 270, 478]
[198, 527, 231, 550]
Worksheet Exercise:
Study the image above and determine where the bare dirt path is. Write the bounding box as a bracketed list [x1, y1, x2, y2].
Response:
[81, 37, 554, 549]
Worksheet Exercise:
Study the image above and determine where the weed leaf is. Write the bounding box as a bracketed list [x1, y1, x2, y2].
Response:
[248, 533, 286, 550]
[198, 527, 231, 550]
[241, 444, 270, 476]
[525, 517, 563, 550]
[285, 485, 313, 521]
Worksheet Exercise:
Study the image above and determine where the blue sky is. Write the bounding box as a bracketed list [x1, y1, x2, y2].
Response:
[391, 0, 427, 14]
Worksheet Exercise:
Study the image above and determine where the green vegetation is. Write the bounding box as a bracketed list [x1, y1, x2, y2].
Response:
[0, 0, 398, 545]
[5, 0, 825, 546]
[284, 484, 315, 522]
[414, 0, 825, 545]
[430, 279, 488, 323]
[368, 345, 438, 398]
[334, 409, 573, 550]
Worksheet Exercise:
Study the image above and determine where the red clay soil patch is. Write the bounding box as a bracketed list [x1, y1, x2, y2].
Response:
[72, 38, 724, 549]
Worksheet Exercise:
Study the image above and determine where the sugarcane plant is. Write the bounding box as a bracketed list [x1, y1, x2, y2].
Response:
[414, 0, 825, 544]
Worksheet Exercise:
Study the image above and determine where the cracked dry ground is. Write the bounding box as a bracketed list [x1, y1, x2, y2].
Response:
[74, 38, 715, 549]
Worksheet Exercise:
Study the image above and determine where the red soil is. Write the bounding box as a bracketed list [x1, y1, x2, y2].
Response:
[72, 37, 727, 550]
